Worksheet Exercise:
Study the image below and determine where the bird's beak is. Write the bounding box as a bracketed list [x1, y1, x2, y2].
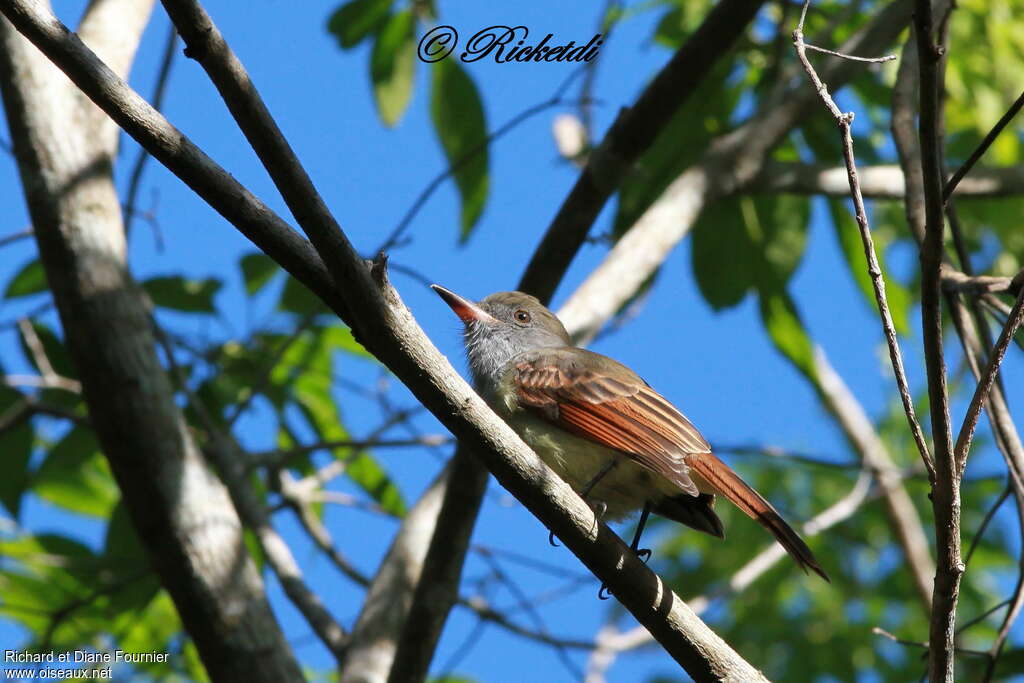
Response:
[431, 284, 499, 324]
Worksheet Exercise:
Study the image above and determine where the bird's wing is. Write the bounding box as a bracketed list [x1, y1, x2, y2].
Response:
[512, 348, 830, 581]
[511, 348, 708, 497]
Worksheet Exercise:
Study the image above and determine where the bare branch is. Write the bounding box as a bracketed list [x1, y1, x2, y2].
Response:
[519, 0, 768, 304]
[16, 317, 57, 379]
[0, 225, 32, 247]
[802, 41, 896, 62]
[2, 373, 82, 393]
[944, 87, 1024, 202]
[913, 0, 961, 675]
[810, 346, 934, 608]
[745, 162, 1024, 199]
[954, 289, 1024, 471]
[793, 0, 934, 481]
[941, 266, 1021, 295]
[559, 0, 915, 343]
[124, 23, 176, 239]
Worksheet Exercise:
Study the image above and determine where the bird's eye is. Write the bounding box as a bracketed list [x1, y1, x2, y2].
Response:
[513, 309, 531, 324]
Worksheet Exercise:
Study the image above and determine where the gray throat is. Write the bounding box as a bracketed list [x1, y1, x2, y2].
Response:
[463, 320, 522, 396]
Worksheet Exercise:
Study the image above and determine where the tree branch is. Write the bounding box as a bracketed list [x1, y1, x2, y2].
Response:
[378, 1, 773, 676]
[913, 1, 960, 678]
[0, 1, 770, 678]
[953, 289, 1024, 470]
[792, 0, 934, 482]
[519, 0, 768, 303]
[811, 346, 935, 608]
[943, 87, 1024, 202]
[558, 0, 914, 343]
[744, 161, 1024, 199]
[0, 2, 304, 679]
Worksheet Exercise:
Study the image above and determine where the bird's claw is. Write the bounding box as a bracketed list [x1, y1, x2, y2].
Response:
[635, 547, 652, 563]
[548, 530, 560, 547]
[597, 584, 612, 600]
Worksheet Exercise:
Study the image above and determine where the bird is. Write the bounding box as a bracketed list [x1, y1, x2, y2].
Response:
[432, 284, 829, 583]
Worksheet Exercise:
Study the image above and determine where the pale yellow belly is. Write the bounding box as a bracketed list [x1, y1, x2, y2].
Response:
[507, 410, 687, 521]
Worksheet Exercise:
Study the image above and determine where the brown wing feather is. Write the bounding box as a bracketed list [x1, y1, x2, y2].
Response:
[512, 348, 707, 497]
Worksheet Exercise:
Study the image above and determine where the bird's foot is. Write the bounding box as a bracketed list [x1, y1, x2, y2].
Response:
[548, 530, 559, 547]
[596, 547, 653, 600]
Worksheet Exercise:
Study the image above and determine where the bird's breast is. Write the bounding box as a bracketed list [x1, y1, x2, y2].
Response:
[503, 408, 684, 521]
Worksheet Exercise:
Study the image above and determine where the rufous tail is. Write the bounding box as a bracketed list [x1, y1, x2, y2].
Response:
[688, 452, 830, 582]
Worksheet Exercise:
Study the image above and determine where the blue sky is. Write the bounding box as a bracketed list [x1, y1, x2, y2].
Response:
[1, 1, 1023, 681]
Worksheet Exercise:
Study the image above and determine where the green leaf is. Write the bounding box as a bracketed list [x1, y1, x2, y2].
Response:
[758, 287, 817, 381]
[104, 501, 148, 564]
[753, 194, 810, 289]
[691, 199, 758, 310]
[691, 192, 810, 311]
[143, 276, 222, 313]
[182, 639, 211, 683]
[827, 199, 911, 335]
[371, 10, 416, 127]
[283, 329, 405, 516]
[653, 0, 715, 48]
[114, 591, 183, 677]
[323, 325, 373, 359]
[4, 258, 48, 298]
[278, 274, 329, 315]
[33, 426, 118, 518]
[243, 528, 266, 573]
[613, 65, 737, 238]
[327, 0, 392, 49]
[0, 390, 32, 518]
[430, 58, 489, 240]
[239, 252, 279, 295]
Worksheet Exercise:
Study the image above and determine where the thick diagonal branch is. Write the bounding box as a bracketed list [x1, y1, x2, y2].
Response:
[0, 2, 768, 679]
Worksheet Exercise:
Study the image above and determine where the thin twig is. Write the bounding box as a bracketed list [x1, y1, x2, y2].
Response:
[954, 288, 1024, 472]
[475, 547, 582, 678]
[17, 318, 56, 379]
[957, 599, 1011, 635]
[871, 627, 990, 658]
[793, 0, 934, 481]
[124, 24, 177, 240]
[0, 226, 32, 248]
[944, 87, 1024, 202]
[1, 374, 81, 393]
[803, 42, 896, 62]
[964, 484, 1011, 566]
[983, 468, 1024, 681]
[376, 68, 588, 253]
